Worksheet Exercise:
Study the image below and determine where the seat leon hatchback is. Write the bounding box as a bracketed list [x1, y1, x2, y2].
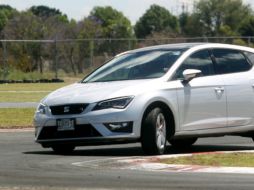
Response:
[34, 43, 254, 155]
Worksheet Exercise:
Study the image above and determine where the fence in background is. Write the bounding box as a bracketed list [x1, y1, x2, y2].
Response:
[0, 36, 254, 81]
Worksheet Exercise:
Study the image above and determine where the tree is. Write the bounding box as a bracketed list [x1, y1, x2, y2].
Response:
[77, 18, 104, 72]
[57, 18, 102, 75]
[191, 0, 252, 36]
[179, 12, 211, 37]
[179, 12, 189, 35]
[3, 5, 80, 75]
[58, 20, 79, 75]
[30, 5, 67, 21]
[239, 16, 254, 37]
[134, 4, 178, 38]
[0, 5, 16, 34]
[29, 5, 69, 40]
[89, 6, 134, 55]
[89, 6, 133, 38]
[3, 11, 45, 72]
[3, 11, 43, 40]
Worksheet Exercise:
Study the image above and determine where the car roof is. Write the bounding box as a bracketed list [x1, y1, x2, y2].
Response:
[124, 42, 254, 54]
[127, 43, 207, 53]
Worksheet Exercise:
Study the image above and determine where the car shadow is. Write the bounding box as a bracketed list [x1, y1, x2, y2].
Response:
[23, 143, 254, 157]
[24, 146, 143, 156]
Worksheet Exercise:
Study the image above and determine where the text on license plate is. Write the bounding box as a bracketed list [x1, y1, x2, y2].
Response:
[57, 119, 75, 131]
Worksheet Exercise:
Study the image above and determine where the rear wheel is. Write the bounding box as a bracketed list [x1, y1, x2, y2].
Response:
[141, 107, 167, 155]
[51, 145, 75, 155]
[169, 138, 197, 148]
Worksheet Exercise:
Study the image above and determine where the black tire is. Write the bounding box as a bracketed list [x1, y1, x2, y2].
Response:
[169, 138, 197, 148]
[51, 145, 75, 155]
[141, 107, 167, 155]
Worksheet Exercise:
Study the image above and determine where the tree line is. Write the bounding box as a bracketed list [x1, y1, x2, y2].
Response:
[1, 0, 254, 77]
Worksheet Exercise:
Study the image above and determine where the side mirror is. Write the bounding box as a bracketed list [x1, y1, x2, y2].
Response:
[182, 69, 202, 82]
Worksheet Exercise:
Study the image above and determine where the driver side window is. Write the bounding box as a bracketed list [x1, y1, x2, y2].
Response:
[173, 50, 215, 80]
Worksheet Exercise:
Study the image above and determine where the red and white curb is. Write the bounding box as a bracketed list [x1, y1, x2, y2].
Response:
[117, 150, 254, 174]
[0, 128, 34, 132]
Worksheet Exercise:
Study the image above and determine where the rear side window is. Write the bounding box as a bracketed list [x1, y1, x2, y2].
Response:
[213, 49, 251, 74]
[244, 51, 254, 65]
[173, 50, 215, 79]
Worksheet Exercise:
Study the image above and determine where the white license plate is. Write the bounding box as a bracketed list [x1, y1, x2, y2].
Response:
[57, 119, 75, 131]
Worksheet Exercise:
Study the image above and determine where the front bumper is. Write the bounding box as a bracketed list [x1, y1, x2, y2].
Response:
[39, 136, 139, 148]
[34, 106, 141, 147]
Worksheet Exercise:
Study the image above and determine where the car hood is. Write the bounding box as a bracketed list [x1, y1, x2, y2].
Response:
[43, 79, 157, 106]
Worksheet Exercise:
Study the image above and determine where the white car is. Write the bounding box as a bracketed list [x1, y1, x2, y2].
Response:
[34, 43, 254, 155]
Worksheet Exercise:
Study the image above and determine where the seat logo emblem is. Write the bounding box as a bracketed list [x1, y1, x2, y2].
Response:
[64, 106, 70, 113]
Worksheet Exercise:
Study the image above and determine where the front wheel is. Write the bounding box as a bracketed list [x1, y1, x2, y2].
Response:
[141, 107, 167, 155]
[51, 145, 75, 155]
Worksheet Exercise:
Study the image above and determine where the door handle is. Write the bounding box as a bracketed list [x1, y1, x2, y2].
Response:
[214, 87, 224, 93]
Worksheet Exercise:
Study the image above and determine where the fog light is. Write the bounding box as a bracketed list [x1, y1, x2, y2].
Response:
[104, 122, 133, 133]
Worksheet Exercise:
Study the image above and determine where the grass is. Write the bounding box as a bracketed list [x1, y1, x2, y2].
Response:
[161, 153, 254, 167]
[1, 70, 86, 82]
[0, 83, 68, 102]
[0, 92, 49, 102]
[0, 83, 68, 92]
[0, 75, 84, 128]
[0, 78, 82, 102]
[0, 108, 35, 128]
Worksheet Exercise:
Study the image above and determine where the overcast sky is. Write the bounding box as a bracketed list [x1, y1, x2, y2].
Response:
[0, 0, 253, 24]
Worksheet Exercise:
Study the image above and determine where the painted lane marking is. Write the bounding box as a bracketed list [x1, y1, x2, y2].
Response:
[72, 156, 141, 168]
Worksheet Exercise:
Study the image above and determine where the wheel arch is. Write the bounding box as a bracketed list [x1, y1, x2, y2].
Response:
[141, 101, 176, 140]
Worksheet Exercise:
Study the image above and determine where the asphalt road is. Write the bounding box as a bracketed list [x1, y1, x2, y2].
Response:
[1, 131, 254, 190]
[0, 102, 38, 108]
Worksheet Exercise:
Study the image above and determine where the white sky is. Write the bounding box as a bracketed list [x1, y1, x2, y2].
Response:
[0, 0, 253, 24]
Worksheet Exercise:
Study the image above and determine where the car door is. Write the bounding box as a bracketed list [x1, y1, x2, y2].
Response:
[174, 49, 227, 131]
[212, 48, 254, 128]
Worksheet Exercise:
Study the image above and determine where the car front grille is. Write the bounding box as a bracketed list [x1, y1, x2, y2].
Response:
[37, 124, 102, 140]
[50, 104, 89, 115]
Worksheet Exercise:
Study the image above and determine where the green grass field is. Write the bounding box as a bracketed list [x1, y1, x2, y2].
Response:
[0, 79, 82, 128]
[0, 78, 81, 102]
[0, 108, 35, 128]
[0, 83, 65, 102]
[0, 83, 67, 92]
[161, 153, 254, 167]
[0, 92, 50, 102]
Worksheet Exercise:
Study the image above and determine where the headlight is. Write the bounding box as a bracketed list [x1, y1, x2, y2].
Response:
[36, 103, 47, 114]
[93, 96, 134, 111]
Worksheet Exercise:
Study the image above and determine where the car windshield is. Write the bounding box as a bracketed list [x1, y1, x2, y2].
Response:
[83, 49, 185, 83]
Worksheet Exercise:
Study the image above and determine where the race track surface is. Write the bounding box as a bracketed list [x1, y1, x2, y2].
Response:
[0, 131, 254, 190]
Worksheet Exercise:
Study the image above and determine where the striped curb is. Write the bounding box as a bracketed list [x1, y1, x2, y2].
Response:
[118, 150, 254, 174]
[0, 128, 34, 133]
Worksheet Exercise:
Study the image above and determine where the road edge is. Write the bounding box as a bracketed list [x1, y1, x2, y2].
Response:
[0, 128, 34, 132]
[118, 150, 254, 174]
